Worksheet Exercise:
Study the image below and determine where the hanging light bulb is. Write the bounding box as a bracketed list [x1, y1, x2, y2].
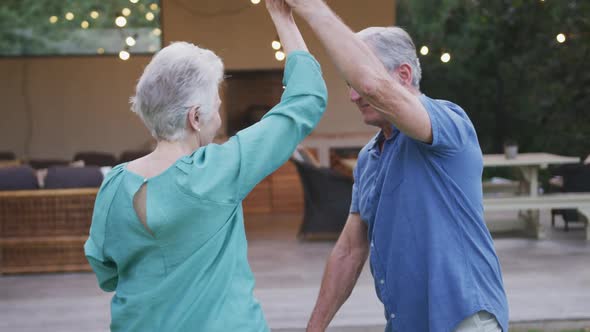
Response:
[81, 21, 89, 29]
[97, 48, 105, 54]
[65, 12, 75, 21]
[440, 52, 451, 63]
[251, 0, 261, 4]
[122, 8, 131, 16]
[90, 11, 99, 19]
[152, 28, 162, 36]
[145, 12, 155, 21]
[275, 50, 286, 61]
[420, 46, 429, 55]
[272, 40, 281, 50]
[126, 36, 136, 47]
[119, 50, 131, 61]
[49, 16, 58, 24]
[556, 33, 566, 43]
[130, 0, 139, 3]
[115, 16, 127, 27]
[150, 3, 159, 11]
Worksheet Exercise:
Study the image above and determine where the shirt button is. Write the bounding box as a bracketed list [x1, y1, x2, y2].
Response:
[391, 313, 396, 319]
[380, 279, 385, 284]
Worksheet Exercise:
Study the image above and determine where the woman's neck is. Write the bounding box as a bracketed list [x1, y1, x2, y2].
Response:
[153, 138, 199, 161]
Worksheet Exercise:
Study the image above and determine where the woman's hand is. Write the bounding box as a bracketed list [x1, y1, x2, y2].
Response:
[266, 0, 293, 21]
[265, 0, 308, 54]
[283, 0, 325, 18]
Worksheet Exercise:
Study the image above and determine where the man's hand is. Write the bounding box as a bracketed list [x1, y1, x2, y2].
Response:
[306, 213, 369, 331]
[283, 0, 326, 18]
[265, 0, 308, 53]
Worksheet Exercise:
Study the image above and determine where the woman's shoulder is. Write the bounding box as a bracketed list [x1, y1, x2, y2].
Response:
[94, 164, 127, 202]
[173, 143, 242, 204]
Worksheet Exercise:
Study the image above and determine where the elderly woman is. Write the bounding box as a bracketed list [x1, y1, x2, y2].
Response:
[84, 1, 326, 331]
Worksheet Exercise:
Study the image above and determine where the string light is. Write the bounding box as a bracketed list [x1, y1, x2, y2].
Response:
[119, 50, 130, 61]
[441, 52, 451, 63]
[275, 50, 286, 61]
[49, 16, 58, 24]
[122, 8, 131, 16]
[65, 12, 74, 21]
[152, 28, 162, 36]
[130, 0, 139, 3]
[97, 48, 105, 54]
[556, 33, 566, 43]
[90, 11, 99, 19]
[150, 3, 159, 11]
[272, 40, 281, 50]
[251, 0, 261, 4]
[420, 46, 429, 56]
[81, 21, 89, 29]
[126, 36, 136, 47]
[115, 16, 127, 27]
[146, 12, 155, 21]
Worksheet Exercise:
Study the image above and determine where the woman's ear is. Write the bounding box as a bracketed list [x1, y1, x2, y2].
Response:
[188, 106, 201, 132]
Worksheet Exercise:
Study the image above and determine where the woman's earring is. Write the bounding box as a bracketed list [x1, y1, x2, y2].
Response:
[196, 127, 201, 132]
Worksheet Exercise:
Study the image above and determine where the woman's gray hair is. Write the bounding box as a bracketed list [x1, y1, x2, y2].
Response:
[357, 27, 422, 89]
[131, 42, 224, 141]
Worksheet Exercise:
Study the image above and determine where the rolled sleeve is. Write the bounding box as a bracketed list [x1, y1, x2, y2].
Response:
[85, 237, 118, 292]
[234, 51, 328, 199]
[350, 165, 360, 214]
[417, 95, 476, 156]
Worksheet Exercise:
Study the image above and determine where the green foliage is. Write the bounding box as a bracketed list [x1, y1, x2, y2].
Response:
[397, 0, 590, 156]
[0, 0, 160, 55]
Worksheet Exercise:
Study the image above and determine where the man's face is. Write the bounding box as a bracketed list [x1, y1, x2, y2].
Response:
[349, 85, 389, 128]
[349, 64, 415, 128]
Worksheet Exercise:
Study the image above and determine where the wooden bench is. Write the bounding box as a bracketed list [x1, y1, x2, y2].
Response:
[484, 193, 590, 241]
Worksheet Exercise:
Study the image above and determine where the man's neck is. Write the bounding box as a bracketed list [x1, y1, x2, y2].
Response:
[382, 125, 393, 139]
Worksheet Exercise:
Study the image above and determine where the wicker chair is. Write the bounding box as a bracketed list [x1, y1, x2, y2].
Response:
[27, 159, 70, 170]
[292, 159, 353, 240]
[44, 166, 103, 189]
[119, 150, 151, 163]
[73, 151, 117, 167]
[551, 163, 590, 231]
[0, 166, 38, 191]
[0, 166, 101, 274]
[0, 151, 16, 160]
[0, 188, 98, 274]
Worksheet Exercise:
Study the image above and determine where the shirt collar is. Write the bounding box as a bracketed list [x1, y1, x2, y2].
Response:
[368, 124, 399, 153]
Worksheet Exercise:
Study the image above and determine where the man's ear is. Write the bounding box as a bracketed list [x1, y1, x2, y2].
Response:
[396, 64, 413, 86]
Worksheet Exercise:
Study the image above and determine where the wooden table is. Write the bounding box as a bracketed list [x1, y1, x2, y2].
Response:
[483, 153, 580, 197]
[302, 133, 376, 167]
[341, 153, 580, 196]
[338, 153, 588, 239]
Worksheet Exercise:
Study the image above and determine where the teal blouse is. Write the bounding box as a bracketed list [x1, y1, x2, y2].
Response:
[84, 51, 327, 331]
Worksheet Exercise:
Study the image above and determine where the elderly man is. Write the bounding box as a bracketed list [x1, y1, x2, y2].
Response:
[281, 1, 510, 331]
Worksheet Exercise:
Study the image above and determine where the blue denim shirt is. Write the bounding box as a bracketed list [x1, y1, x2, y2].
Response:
[350, 95, 509, 332]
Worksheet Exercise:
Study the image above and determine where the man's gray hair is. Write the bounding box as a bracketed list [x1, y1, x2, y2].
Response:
[357, 27, 422, 89]
[131, 42, 224, 141]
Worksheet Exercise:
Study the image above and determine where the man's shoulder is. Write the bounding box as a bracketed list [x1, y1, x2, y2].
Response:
[422, 94, 471, 121]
